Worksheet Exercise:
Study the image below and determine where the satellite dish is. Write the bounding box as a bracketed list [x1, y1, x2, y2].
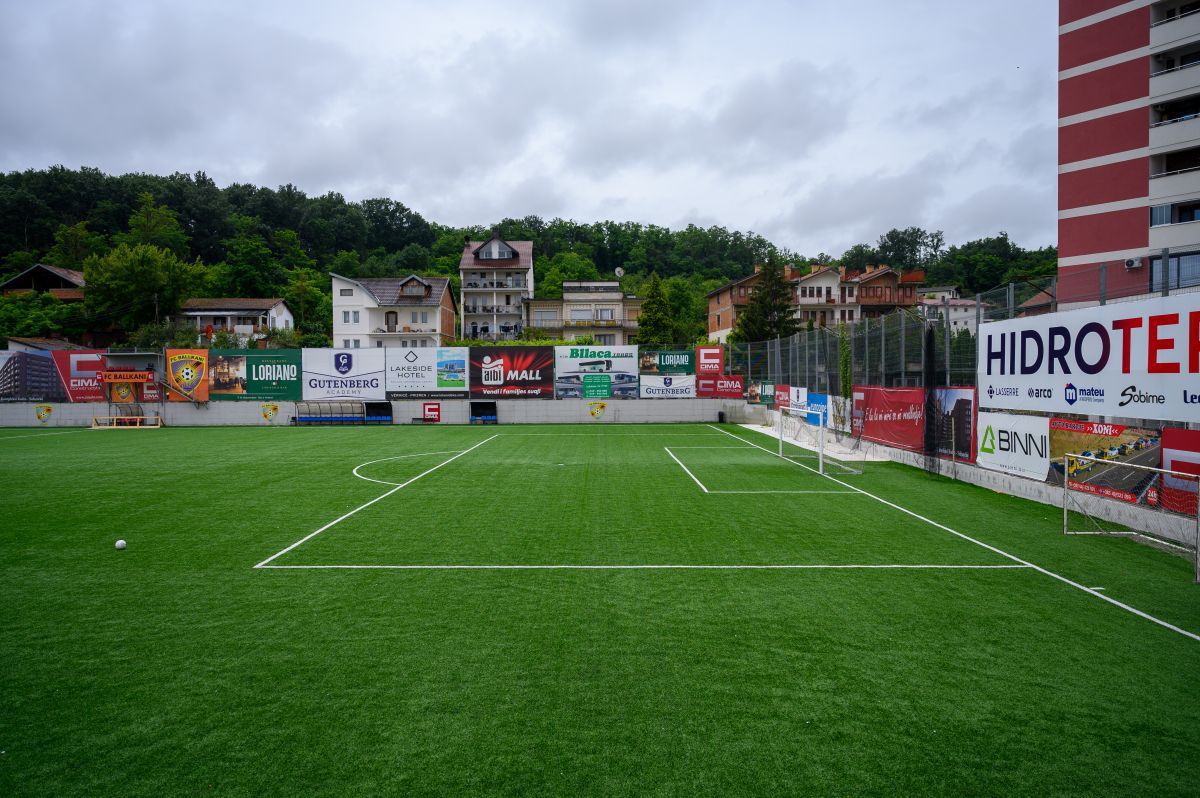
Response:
[615, 267, 625, 278]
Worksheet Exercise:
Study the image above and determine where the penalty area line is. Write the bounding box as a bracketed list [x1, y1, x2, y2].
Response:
[253, 434, 499, 569]
[0, 429, 91, 441]
[708, 424, 1200, 644]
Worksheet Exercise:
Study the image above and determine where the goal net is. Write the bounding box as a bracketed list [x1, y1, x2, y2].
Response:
[776, 404, 863, 476]
[1063, 454, 1199, 582]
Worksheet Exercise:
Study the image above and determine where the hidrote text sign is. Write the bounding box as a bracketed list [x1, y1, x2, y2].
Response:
[976, 292, 1200, 422]
[302, 349, 385, 400]
[976, 411, 1050, 482]
[385, 347, 469, 399]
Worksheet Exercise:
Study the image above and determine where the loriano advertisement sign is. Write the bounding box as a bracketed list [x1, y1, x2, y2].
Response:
[209, 350, 302, 401]
[385, 347, 469, 399]
[302, 349, 386, 400]
[638, 350, 695, 375]
[554, 345, 639, 399]
[976, 292, 1200, 422]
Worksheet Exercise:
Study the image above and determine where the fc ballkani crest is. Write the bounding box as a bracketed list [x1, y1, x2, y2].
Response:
[169, 352, 206, 398]
[261, 403, 280, 421]
[587, 401, 607, 419]
[34, 404, 52, 423]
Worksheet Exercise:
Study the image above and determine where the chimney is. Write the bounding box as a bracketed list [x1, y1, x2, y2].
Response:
[753, 263, 763, 273]
[838, 266, 846, 279]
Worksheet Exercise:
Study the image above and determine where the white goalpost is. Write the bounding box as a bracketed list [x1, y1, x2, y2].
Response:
[1062, 454, 1200, 583]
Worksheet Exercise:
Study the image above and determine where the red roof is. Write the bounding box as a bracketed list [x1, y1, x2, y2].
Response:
[459, 239, 534, 271]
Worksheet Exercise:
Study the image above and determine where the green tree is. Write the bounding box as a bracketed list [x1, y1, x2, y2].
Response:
[45, 222, 108, 269]
[0, 292, 86, 344]
[84, 244, 204, 330]
[730, 259, 800, 343]
[875, 227, 945, 272]
[283, 268, 331, 334]
[113, 193, 191, 259]
[636, 273, 674, 347]
[211, 216, 283, 297]
[838, 243, 878, 273]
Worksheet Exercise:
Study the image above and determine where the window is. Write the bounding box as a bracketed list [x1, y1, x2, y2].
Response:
[847, 286, 854, 297]
[285, 319, 291, 329]
[739, 287, 746, 297]
[342, 339, 351, 348]
[716, 313, 721, 326]
[597, 308, 614, 320]
[412, 311, 419, 323]
[342, 311, 350, 324]
[570, 309, 591, 321]
[419, 339, 428, 348]
[340, 288, 353, 296]
[376, 341, 382, 347]
[401, 340, 409, 348]
[596, 334, 616, 345]
[534, 310, 557, 322]
[352, 311, 360, 324]
[403, 282, 424, 295]
[421, 312, 429, 324]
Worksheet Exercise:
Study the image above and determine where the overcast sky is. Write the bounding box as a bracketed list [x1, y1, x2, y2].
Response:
[0, 0, 1057, 257]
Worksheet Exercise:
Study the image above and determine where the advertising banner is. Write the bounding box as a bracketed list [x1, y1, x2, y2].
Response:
[748, 381, 774, 405]
[976, 411, 1050, 481]
[140, 378, 162, 403]
[976, 292, 1200, 421]
[853, 386, 925, 451]
[697, 345, 725, 375]
[51, 351, 106, 402]
[697, 374, 744, 399]
[805, 392, 828, 426]
[470, 346, 554, 398]
[0, 350, 67, 402]
[1161, 428, 1200, 515]
[166, 349, 209, 402]
[1051, 417, 1160, 502]
[774, 385, 791, 409]
[789, 387, 808, 409]
[932, 387, 977, 462]
[209, 350, 302, 401]
[555, 345, 639, 399]
[302, 349, 386, 400]
[385, 347, 469, 399]
[639, 374, 696, 398]
[638, 350, 695, 375]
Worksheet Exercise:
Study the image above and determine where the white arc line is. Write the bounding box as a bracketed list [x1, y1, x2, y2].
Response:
[352, 451, 465, 486]
[257, 564, 1034, 571]
[710, 424, 1200, 643]
[253, 435, 499, 568]
[664, 447, 708, 493]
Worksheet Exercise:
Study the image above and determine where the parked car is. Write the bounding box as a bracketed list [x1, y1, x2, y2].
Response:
[1107, 446, 1121, 458]
[1081, 449, 1096, 460]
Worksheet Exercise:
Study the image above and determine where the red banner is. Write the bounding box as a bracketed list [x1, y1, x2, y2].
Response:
[50, 351, 106, 402]
[140, 375, 162, 402]
[1067, 480, 1138, 504]
[853, 386, 925, 452]
[696, 346, 724, 375]
[469, 346, 554, 398]
[1161, 428, 1200, 516]
[697, 374, 744, 399]
[1050, 419, 1126, 437]
[774, 385, 791, 410]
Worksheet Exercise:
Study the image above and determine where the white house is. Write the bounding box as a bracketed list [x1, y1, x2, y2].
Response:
[458, 233, 534, 341]
[331, 273, 458, 349]
[180, 298, 294, 344]
[919, 297, 982, 333]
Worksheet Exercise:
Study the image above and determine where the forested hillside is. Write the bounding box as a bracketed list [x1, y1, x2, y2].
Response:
[0, 166, 1056, 346]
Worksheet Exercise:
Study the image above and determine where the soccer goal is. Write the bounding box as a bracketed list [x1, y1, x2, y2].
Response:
[776, 403, 863, 476]
[1062, 454, 1199, 583]
[91, 416, 163, 429]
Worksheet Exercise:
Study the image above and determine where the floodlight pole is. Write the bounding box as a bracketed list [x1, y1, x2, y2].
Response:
[1062, 456, 1069, 536]
[819, 406, 825, 476]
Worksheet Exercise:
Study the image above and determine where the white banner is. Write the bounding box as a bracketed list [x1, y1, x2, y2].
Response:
[302, 349, 386, 400]
[554, 345, 639, 399]
[639, 374, 696, 398]
[976, 411, 1050, 481]
[385, 347, 469, 399]
[976, 292, 1200, 421]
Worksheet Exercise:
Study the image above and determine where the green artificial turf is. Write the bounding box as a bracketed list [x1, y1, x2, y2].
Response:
[1, 423, 1198, 797]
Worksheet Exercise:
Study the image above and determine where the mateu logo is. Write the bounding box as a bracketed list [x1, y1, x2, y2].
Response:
[1065, 382, 1103, 406]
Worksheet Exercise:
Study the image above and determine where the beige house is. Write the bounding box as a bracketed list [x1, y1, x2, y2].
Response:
[526, 281, 641, 345]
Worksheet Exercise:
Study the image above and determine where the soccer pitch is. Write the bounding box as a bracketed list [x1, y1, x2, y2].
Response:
[2, 423, 1199, 796]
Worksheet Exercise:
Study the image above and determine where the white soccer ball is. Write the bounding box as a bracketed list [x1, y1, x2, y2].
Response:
[115, 539, 127, 550]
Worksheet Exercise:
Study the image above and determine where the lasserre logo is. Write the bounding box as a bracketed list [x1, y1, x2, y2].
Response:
[335, 353, 353, 375]
[1119, 385, 1165, 407]
[1027, 388, 1051, 399]
[987, 385, 1019, 399]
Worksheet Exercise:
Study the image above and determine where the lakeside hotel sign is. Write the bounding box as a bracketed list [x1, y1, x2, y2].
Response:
[976, 293, 1200, 422]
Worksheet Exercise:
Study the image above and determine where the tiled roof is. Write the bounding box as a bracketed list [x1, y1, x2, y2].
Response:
[459, 240, 534, 271]
[42, 265, 86, 286]
[182, 297, 285, 313]
[705, 271, 760, 298]
[7, 336, 88, 351]
[355, 276, 451, 307]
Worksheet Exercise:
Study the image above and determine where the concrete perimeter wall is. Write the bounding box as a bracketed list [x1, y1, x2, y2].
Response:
[0, 399, 769, 428]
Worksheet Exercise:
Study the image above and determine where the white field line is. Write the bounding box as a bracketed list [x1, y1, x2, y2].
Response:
[253, 435, 499, 569]
[664, 447, 709, 493]
[0, 429, 90, 441]
[257, 564, 1034, 571]
[504, 433, 727, 437]
[352, 451, 465, 486]
[709, 424, 1200, 643]
[708, 490, 859, 495]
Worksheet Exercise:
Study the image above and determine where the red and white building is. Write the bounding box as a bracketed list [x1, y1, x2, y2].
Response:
[1059, 0, 1200, 305]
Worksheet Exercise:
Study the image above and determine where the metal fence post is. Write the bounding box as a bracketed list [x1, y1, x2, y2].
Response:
[943, 296, 951, 387]
[1162, 248, 1171, 297]
[899, 310, 907, 387]
[1099, 262, 1107, 306]
[880, 312, 886, 386]
[975, 292, 982, 330]
[1007, 283, 1015, 319]
[863, 318, 870, 386]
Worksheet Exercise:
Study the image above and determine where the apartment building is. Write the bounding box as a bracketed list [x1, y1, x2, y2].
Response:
[526, 281, 642, 345]
[458, 233, 534, 341]
[793, 265, 925, 326]
[705, 265, 806, 341]
[1059, 0, 1200, 305]
[330, 273, 457, 349]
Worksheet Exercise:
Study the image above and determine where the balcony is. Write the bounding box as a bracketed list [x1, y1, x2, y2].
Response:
[1150, 165, 1200, 200]
[1151, 112, 1200, 151]
[462, 304, 522, 315]
[372, 326, 438, 335]
[1150, 217, 1200, 249]
[562, 318, 638, 328]
[1152, 8, 1200, 50]
[462, 280, 527, 290]
[1152, 63, 1200, 103]
[528, 318, 563, 329]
